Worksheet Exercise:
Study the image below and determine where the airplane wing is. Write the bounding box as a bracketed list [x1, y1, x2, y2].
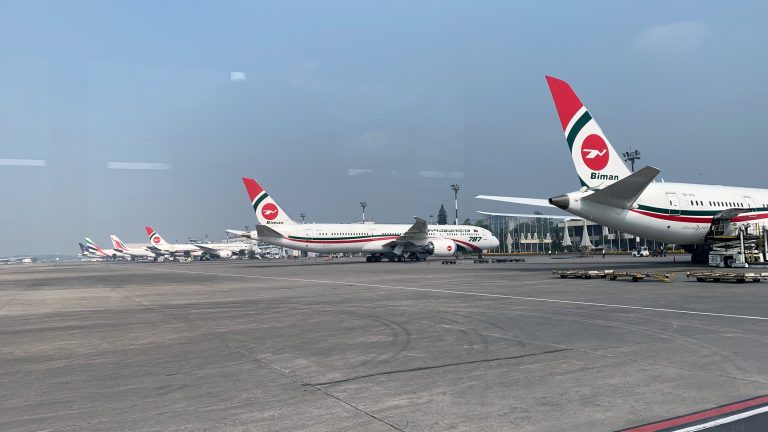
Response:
[395, 217, 429, 246]
[193, 244, 221, 252]
[475, 195, 554, 208]
[380, 217, 430, 251]
[226, 229, 246, 236]
[477, 211, 580, 220]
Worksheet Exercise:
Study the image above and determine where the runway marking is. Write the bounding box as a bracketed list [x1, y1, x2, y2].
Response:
[135, 267, 768, 322]
[618, 395, 768, 431]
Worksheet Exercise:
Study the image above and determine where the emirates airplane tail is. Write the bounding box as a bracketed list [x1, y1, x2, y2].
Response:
[545, 75, 631, 189]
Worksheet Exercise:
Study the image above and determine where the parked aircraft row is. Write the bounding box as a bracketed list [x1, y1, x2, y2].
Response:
[80, 76, 761, 266]
[78, 229, 261, 261]
[478, 76, 768, 264]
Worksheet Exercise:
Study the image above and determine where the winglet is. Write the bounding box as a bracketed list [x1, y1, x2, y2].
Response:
[583, 166, 661, 209]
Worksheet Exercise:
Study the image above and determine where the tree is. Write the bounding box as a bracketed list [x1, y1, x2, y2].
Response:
[437, 204, 448, 225]
[462, 218, 473, 225]
[474, 219, 490, 230]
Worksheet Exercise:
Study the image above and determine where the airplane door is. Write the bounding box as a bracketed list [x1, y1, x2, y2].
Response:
[744, 196, 755, 209]
[666, 193, 681, 216]
[303, 228, 313, 250]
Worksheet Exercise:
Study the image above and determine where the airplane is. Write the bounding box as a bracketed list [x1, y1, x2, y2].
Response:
[0, 256, 33, 264]
[110, 235, 159, 260]
[144, 227, 203, 259]
[78, 242, 98, 259]
[234, 177, 500, 262]
[477, 75, 768, 264]
[194, 240, 262, 260]
[144, 227, 259, 260]
[84, 237, 129, 260]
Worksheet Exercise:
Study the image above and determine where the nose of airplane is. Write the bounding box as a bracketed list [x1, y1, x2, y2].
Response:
[549, 194, 570, 210]
[489, 235, 500, 248]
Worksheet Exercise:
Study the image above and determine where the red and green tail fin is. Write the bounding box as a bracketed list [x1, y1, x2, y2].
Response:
[84, 237, 108, 256]
[241, 178, 295, 225]
[144, 226, 169, 246]
[110, 234, 128, 251]
[545, 76, 631, 189]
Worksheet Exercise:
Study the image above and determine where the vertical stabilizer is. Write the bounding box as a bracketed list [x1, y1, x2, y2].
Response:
[241, 178, 296, 225]
[110, 234, 128, 251]
[144, 226, 170, 247]
[545, 76, 631, 188]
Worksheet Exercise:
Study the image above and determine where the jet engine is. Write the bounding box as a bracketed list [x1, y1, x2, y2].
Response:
[424, 239, 457, 257]
[217, 250, 233, 259]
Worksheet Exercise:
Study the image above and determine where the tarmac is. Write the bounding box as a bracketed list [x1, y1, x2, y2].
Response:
[2, 255, 768, 431]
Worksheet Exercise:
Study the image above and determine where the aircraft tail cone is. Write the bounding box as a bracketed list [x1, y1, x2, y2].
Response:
[549, 194, 570, 210]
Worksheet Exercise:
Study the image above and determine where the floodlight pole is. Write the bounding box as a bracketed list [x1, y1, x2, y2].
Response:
[451, 184, 461, 225]
[622, 148, 641, 173]
[360, 202, 367, 223]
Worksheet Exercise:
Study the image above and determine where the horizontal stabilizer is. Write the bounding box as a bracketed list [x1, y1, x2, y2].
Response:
[226, 229, 246, 236]
[475, 195, 554, 208]
[477, 211, 580, 220]
[255, 224, 283, 239]
[583, 166, 660, 209]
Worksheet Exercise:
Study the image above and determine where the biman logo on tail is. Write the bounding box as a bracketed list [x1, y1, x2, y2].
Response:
[581, 134, 618, 180]
[581, 134, 609, 170]
[261, 203, 280, 221]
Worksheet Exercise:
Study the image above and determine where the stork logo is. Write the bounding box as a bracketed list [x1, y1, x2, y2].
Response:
[261, 203, 279, 221]
[580, 134, 609, 171]
[447, 245, 453, 252]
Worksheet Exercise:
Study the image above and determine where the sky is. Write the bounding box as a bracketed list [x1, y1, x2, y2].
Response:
[1, 1, 767, 255]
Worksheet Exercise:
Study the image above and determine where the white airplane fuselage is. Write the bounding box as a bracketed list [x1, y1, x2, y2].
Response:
[121, 248, 157, 258]
[252, 223, 498, 254]
[559, 182, 768, 245]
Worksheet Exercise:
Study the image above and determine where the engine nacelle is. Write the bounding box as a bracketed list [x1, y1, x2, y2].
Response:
[217, 250, 233, 259]
[425, 239, 457, 257]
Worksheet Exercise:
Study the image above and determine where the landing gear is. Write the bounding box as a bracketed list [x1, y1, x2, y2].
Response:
[366, 255, 383, 263]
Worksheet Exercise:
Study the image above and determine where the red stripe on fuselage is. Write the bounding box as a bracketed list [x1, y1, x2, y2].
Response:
[450, 238, 481, 251]
[630, 209, 712, 224]
[630, 209, 768, 224]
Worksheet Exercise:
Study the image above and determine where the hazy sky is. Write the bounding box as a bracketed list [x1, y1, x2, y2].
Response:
[1, 1, 767, 255]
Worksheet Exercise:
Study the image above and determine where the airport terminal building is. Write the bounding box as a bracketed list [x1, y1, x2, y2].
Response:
[483, 215, 665, 253]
